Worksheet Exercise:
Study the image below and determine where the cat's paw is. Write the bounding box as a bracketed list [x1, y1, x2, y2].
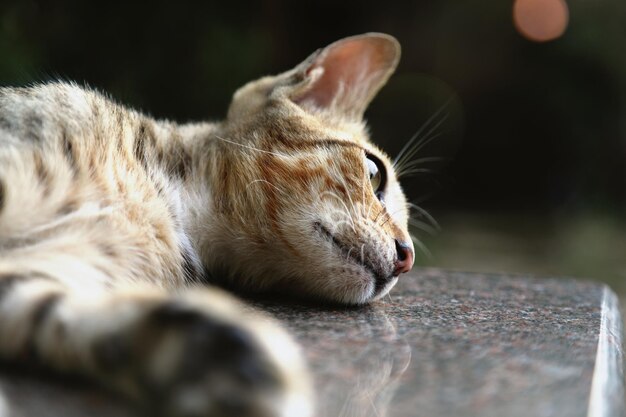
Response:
[93, 290, 312, 417]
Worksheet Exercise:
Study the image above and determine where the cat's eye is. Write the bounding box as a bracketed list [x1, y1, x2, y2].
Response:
[365, 153, 386, 200]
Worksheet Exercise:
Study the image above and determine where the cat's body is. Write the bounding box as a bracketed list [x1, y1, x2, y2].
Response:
[0, 33, 413, 417]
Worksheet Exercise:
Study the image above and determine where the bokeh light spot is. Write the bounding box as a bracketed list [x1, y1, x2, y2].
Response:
[513, 0, 569, 42]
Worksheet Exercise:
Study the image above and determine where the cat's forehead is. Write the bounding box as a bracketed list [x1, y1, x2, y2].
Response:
[257, 102, 388, 158]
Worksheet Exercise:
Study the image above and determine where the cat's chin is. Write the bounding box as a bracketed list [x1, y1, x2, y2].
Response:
[346, 266, 399, 304]
[369, 276, 398, 302]
[333, 274, 397, 305]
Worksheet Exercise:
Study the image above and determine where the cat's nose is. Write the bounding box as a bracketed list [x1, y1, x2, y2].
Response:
[393, 240, 414, 276]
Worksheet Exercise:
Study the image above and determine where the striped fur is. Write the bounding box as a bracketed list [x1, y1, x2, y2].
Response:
[0, 33, 411, 416]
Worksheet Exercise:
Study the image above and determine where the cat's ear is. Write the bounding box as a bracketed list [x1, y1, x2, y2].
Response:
[226, 33, 400, 122]
[289, 33, 400, 119]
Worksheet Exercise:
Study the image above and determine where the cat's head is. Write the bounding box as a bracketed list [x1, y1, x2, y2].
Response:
[208, 33, 413, 305]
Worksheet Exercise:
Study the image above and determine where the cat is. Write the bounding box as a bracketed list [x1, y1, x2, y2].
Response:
[0, 33, 414, 417]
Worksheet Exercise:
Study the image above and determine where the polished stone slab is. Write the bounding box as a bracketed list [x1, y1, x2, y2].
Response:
[0, 269, 623, 417]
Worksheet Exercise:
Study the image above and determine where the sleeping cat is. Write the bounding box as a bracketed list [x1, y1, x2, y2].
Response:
[0, 33, 414, 417]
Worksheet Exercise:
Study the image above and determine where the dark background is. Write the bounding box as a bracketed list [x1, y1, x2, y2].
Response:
[1, 0, 625, 293]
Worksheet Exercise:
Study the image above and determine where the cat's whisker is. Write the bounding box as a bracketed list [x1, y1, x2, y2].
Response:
[374, 206, 388, 224]
[365, 390, 383, 417]
[326, 202, 356, 232]
[394, 99, 451, 169]
[327, 208, 353, 222]
[321, 191, 357, 232]
[329, 219, 357, 235]
[408, 218, 438, 236]
[326, 212, 356, 235]
[408, 203, 440, 231]
[398, 166, 434, 178]
[396, 145, 441, 179]
[335, 171, 359, 223]
[346, 247, 354, 262]
[410, 233, 432, 259]
[401, 156, 448, 169]
[396, 155, 448, 179]
[379, 212, 395, 229]
[370, 198, 387, 223]
[372, 208, 381, 223]
[360, 172, 367, 215]
[337, 389, 353, 417]
[214, 135, 287, 158]
[397, 167, 435, 178]
[365, 197, 377, 219]
[378, 206, 407, 229]
[375, 209, 388, 226]
[245, 179, 287, 195]
[19, 203, 119, 237]
[395, 128, 446, 174]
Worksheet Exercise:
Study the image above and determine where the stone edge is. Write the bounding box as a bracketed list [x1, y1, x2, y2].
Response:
[587, 285, 625, 417]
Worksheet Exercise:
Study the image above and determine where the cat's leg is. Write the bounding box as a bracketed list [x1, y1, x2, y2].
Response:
[0, 260, 311, 417]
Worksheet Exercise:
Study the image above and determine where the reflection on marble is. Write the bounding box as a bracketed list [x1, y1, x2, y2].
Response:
[256, 268, 623, 417]
[0, 268, 622, 417]
[257, 302, 412, 417]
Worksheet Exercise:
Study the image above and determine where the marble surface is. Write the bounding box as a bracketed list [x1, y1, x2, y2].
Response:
[0, 269, 623, 417]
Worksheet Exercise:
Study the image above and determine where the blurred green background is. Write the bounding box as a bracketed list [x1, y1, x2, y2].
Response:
[1, 0, 625, 298]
